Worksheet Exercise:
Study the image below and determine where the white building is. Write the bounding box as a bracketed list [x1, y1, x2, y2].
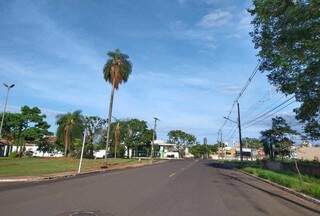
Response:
[154, 140, 180, 159]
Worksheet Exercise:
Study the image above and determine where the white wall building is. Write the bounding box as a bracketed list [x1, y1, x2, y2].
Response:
[154, 140, 180, 159]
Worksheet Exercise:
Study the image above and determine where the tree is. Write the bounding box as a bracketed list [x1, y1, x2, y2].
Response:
[119, 119, 153, 157]
[167, 130, 196, 157]
[83, 116, 106, 158]
[260, 116, 297, 160]
[37, 136, 55, 155]
[56, 110, 83, 157]
[249, 0, 320, 139]
[190, 144, 216, 158]
[114, 122, 120, 158]
[101, 119, 154, 158]
[1, 106, 51, 156]
[242, 137, 263, 149]
[103, 49, 132, 160]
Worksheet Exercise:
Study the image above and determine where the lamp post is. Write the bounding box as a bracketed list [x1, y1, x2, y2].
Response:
[0, 83, 15, 139]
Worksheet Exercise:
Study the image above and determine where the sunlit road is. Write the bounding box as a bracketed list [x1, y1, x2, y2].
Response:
[0, 160, 318, 216]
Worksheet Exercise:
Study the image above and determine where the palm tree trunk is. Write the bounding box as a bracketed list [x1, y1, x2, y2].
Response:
[105, 85, 115, 162]
[114, 142, 117, 159]
[64, 128, 68, 157]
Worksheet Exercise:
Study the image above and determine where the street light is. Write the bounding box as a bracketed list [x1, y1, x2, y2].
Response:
[0, 83, 15, 139]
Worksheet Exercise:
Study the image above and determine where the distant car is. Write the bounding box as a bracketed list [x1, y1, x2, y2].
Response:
[94, 150, 107, 159]
[25, 150, 34, 157]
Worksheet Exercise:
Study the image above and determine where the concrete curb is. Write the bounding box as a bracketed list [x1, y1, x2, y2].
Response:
[239, 170, 320, 206]
[0, 160, 167, 183]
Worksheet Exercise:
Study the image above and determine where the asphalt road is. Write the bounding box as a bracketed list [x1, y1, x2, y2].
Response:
[0, 160, 319, 216]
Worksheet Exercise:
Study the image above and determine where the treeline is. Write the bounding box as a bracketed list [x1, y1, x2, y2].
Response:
[1, 106, 156, 158]
[2, 106, 201, 158]
[219, 116, 302, 160]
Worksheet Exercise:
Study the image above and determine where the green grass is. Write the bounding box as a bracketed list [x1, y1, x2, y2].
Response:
[241, 167, 320, 199]
[0, 157, 147, 177]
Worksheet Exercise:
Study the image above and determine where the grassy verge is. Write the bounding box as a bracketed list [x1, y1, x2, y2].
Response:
[0, 157, 150, 177]
[241, 167, 320, 199]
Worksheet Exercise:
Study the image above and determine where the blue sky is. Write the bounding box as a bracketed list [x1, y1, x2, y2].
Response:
[0, 0, 299, 144]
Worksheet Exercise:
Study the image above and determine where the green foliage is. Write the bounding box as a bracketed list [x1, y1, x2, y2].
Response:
[103, 49, 132, 89]
[102, 119, 154, 156]
[37, 136, 55, 154]
[190, 144, 216, 158]
[211, 144, 219, 153]
[168, 130, 196, 156]
[110, 144, 126, 158]
[8, 152, 18, 158]
[242, 137, 263, 149]
[1, 106, 51, 154]
[83, 116, 106, 158]
[214, 141, 226, 148]
[56, 110, 84, 156]
[242, 167, 320, 199]
[260, 117, 297, 159]
[249, 0, 320, 139]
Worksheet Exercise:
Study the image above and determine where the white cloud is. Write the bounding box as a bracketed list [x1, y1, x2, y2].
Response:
[169, 20, 216, 49]
[227, 10, 253, 39]
[198, 10, 233, 28]
[219, 84, 242, 94]
[238, 10, 252, 30]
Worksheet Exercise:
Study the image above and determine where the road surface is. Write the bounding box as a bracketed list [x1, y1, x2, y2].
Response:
[0, 160, 318, 216]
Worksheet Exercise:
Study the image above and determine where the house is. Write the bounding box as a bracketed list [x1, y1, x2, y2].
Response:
[0, 136, 63, 157]
[0, 139, 11, 157]
[154, 140, 180, 159]
[296, 146, 320, 161]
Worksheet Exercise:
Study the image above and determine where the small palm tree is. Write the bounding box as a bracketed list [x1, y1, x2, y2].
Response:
[103, 49, 132, 160]
[56, 110, 83, 157]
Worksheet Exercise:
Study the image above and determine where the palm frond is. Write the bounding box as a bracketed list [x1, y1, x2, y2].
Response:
[103, 49, 132, 89]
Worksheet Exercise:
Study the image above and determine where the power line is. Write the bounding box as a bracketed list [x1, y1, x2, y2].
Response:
[242, 91, 285, 121]
[243, 96, 295, 127]
[226, 127, 237, 142]
[218, 63, 260, 133]
[243, 99, 296, 129]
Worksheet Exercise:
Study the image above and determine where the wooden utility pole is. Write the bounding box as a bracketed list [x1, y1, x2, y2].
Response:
[151, 117, 159, 158]
[237, 101, 243, 163]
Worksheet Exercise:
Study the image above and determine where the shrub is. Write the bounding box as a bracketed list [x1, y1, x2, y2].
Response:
[9, 152, 18, 158]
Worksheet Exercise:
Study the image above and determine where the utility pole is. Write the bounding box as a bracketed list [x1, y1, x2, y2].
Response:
[0, 83, 15, 139]
[237, 101, 243, 163]
[223, 101, 243, 163]
[151, 117, 159, 158]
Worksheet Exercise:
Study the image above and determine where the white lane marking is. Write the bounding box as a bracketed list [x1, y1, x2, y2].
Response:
[169, 172, 176, 178]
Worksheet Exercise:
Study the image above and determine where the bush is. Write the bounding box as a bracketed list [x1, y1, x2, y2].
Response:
[9, 152, 18, 158]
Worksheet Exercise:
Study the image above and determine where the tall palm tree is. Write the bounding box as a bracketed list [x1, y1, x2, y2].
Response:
[114, 122, 120, 159]
[56, 110, 83, 157]
[103, 49, 132, 161]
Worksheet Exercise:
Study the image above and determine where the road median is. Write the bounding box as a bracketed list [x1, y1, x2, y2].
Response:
[0, 157, 166, 183]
